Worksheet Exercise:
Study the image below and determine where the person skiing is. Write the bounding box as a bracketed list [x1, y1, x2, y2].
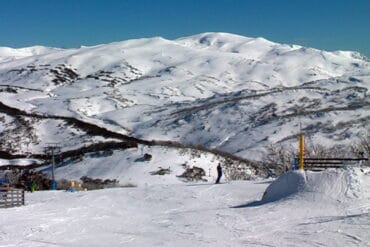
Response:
[215, 163, 222, 184]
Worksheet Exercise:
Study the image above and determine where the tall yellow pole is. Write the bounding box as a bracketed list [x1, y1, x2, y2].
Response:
[298, 134, 305, 170]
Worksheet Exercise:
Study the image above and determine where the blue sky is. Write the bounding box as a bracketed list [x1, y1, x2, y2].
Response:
[1, 0, 369, 56]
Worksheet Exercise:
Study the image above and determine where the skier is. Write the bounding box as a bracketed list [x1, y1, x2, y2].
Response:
[215, 163, 222, 184]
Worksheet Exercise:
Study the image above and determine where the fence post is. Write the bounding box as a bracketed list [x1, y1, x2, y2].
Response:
[298, 134, 305, 170]
[22, 189, 25, 205]
[10, 190, 14, 207]
[4, 192, 8, 208]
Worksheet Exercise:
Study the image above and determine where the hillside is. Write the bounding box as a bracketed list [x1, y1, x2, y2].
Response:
[0, 32, 369, 172]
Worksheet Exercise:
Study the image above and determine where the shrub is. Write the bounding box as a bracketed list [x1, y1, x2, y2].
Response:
[80, 176, 119, 190]
[177, 166, 207, 182]
[150, 167, 171, 175]
[56, 178, 71, 190]
[143, 153, 152, 161]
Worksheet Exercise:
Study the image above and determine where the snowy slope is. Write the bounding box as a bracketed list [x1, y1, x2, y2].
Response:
[0, 32, 369, 160]
[0, 46, 61, 63]
[1, 168, 369, 246]
[47, 145, 228, 186]
[30, 143, 257, 186]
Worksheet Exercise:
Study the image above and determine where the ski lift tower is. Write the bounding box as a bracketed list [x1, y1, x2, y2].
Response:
[44, 143, 61, 190]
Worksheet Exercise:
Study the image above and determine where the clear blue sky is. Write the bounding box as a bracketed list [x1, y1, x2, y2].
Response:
[1, 0, 369, 56]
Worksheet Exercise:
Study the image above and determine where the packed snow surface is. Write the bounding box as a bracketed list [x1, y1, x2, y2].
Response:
[1, 168, 369, 246]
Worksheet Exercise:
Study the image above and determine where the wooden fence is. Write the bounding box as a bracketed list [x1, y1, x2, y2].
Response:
[304, 158, 368, 171]
[0, 187, 25, 208]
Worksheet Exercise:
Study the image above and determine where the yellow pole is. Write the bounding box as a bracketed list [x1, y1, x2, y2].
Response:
[299, 134, 305, 170]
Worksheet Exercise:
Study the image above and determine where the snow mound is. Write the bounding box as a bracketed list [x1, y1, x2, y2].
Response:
[262, 168, 368, 204]
[262, 170, 307, 203]
[304, 168, 367, 200]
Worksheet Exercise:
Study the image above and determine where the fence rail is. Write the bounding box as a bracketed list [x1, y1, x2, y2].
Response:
[0, 188, 25, 208]
[303, 157, 369, 170]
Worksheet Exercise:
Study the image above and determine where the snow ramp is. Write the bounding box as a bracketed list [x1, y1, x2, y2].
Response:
[262, 167, 369, 203]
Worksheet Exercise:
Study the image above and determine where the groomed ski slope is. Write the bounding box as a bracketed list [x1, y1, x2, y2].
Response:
[1, 168, 369, 247]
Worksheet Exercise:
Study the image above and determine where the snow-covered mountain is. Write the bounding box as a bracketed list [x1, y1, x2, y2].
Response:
[0, 32, 369, 162]
[2, 33, 369, 246]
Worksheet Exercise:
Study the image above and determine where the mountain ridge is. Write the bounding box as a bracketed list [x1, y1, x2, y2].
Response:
[0, 32, 369, 162]
[1, 32, 368, 60]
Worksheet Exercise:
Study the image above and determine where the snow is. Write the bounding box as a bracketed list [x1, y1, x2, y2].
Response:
[0, 46, 61, 63]
[261, 170, 306, 203]
[42, 145, 227, 186]
[0, 32, 369, 159]
[0, 34, 369, 246]
[1, 168, 369, 246]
